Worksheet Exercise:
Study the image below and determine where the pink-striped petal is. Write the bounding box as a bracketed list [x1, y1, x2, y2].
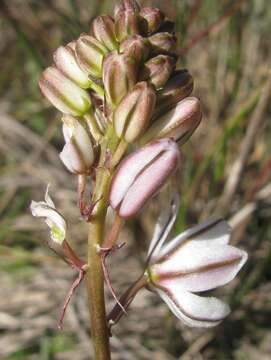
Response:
[158, 218, 231, 260]
[156, 286, 230, 327]
[152, 242, 247, 292]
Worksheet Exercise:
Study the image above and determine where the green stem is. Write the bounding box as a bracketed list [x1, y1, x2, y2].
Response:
[86, 125, 121, 359]
[87, 206, 111, 360]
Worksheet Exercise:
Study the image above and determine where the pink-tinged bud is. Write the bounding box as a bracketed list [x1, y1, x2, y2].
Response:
[142, 97, 202, 145]
[119, 35, 150, 63]
[148, 32, 177, 56]
[140, 55, 176, 89]
[154, 69, 194, 117]
[113, 81, 156, 142]
[147, 217, 247, 327]
[109, 138, 181, 219]
[75, 34, 108, 78]
[39, 67, 91, 116]
[114, 0, 140, 17]
[92, 15, 118, 51]
[53, 43, 92, 89]
[60, 116, 94, 174]
[140, 7, 165, 34]
[115, 9, 140, 42]
[103, 51, 138, 106]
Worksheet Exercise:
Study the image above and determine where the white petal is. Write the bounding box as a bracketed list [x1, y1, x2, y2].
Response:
[44, 184, 55, 208]
[59, 143, 85, 174]
[147, 193, 180, 260]
[30, 199, 66, 244]
[153, 242, 247, 292]
[156, 286, 230, 327]
[158, 218, 231, 259]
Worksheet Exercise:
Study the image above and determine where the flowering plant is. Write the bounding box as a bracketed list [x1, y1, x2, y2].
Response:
[31, 1, 247, 358]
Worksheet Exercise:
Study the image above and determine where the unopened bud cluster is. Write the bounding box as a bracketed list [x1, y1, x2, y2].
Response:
[38, 0, 203, 218]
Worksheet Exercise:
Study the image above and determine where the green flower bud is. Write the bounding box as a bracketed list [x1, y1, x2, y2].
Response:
[53, 42, 92, 89]
[75, 34, 108, 78]
[140, 7, 165, 34]
[39, 67, 91, 116]
[115, 9, 140, 42]
[114, 0, 141, 17]
[92, 15, 118, 51]
[149, 32, 177, 56]
[141, 97, 202, 145]
[140, 55, 176, 89]
[103, 51, 138, 107]
[154, 69, 194, 118]
[113, 81, 156, 143]
[119, 35, 150, 63]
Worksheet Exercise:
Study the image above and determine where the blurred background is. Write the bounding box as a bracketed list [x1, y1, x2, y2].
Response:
[0, 0, 271, 359]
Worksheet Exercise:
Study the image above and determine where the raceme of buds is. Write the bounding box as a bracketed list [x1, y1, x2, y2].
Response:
[154, 69, 194, 118]
[140, 55, 176, 89]
[60, 116, 94, 174]
[140, 7, 165, 34]
[39, 67, 91, 116]
[119, 35, 150, 64]
[109, 138, 180, 219]
[113, 81, 156, 142]
[30, 185, 66, 245]
[148, 32, 177, 56]
[92, 15, 118, 51]
[75, 35, 108, 78]
[147, 212, 248, 327]
[142, 97, 202, 145]
[54, 43, 92, 89]
[103, 51, 138, 106]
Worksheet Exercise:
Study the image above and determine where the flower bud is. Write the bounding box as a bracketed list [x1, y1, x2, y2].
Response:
[119, 35, 150, 63]
[75, 34, 108, 78]
[92, 15, 118, 51]
[140, 55, 176, 89]
[113, 81, 156, 142]
[109, 138, 181, 219]
[140, 7, 165, 34]
[154, 69, 194, 117]
[53, 43, 92, 89]
[103, 51, 138, 106]
[39, 67, 91, 116]
[142, 97, 202, 145]
[115, 9, 140, 42]
[148, 32, 177, 56]
[60, 116, 94, 174]
[114, 0, 140, 17]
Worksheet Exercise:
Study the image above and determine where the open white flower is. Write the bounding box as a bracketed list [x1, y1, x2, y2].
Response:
[30, 185, 66, 245]
[146, 197, 248, 327]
